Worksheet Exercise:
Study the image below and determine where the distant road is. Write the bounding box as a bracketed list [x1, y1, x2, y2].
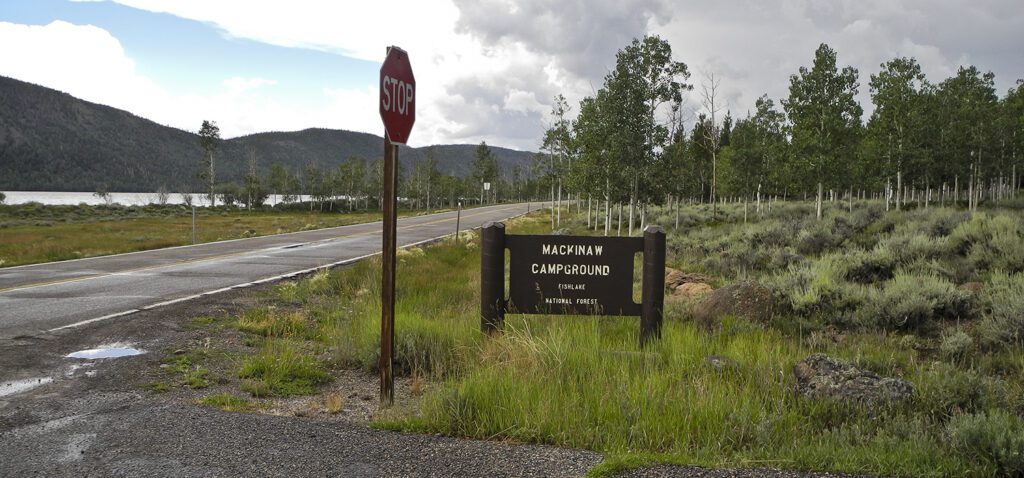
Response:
[0, 202, 539, 338]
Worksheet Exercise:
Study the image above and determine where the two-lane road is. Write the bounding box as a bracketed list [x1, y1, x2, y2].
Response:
[0, 202, 539, 338]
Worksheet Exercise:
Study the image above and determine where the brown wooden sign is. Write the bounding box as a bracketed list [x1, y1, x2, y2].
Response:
[507, 235, 642, 316]
[480, 222, 665, 346]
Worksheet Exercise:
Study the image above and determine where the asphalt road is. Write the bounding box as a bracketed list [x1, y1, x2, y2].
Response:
[0, 202, 538, 339]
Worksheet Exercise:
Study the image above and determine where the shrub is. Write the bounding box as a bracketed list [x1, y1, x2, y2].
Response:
[796, 222, 841, 255]
[948, 213, 1024, 273]
[776, 256, 866, 321]
[748, 224, 791, 248]
[843, 247, 895, 284]
[940, 329, 974, 360]
[860, 272, 973, 330]
[976, 272, 1024, 350]
[946, 410, 1024, 475]
[927, 210, 970, 237]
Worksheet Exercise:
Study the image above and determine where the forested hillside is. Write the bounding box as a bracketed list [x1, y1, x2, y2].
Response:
[0, 76, 533, 192]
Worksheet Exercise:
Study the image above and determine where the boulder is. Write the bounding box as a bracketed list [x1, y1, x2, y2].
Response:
[673, 282, 713, 299]
[693, 282, 777, 330]
[793, 353, 913, 404]
[665, 268, 712, 290]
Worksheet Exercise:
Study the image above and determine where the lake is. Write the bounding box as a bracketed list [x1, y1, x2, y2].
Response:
[1, 191, 308, 206]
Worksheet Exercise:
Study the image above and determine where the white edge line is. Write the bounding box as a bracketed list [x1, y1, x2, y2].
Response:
[45, 205, 543, 333]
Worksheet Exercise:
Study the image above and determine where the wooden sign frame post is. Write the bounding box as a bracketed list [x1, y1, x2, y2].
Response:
[481, 222, 666, 346]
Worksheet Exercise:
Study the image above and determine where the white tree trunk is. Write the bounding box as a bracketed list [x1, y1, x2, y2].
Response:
[815, 182, 823, 220]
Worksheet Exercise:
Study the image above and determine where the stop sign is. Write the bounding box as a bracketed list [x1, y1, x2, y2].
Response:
[379, 46, 415, 145]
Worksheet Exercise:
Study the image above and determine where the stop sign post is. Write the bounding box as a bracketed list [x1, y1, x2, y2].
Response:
[379, 46, 415, 406]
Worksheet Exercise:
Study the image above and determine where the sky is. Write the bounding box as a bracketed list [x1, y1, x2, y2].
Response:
[1, 0, 1022, 151]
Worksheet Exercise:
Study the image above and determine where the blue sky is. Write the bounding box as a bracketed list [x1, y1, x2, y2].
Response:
[4, 0, 377, 97]
[1, 0, 1021, 150]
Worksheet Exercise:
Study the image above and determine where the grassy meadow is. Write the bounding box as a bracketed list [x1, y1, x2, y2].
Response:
[178, 200, 1024, 477]
[0, 202, 444, 267]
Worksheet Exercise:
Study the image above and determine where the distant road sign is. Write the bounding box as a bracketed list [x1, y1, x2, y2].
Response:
[484, 182, 491, 191]
[379, 46, 415, 145]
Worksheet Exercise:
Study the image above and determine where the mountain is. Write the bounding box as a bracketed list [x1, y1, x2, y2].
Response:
[0, 75, 535, 192]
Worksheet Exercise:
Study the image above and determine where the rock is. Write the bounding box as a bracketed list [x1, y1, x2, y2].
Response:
[673, 282, 713, 299]
[551, 228, 571, 235]
[793, 353, 913, 404]
[958, 282, 984, 294]
[665, 269, 712, 290]
[693, 282, 777, 330]
[706, 355, 733, 371]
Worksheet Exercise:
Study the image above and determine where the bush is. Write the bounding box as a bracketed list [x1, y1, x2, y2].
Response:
[861, 272, 973, 330]
[976, 272, 1024, 350]
[843, 247, 895, 284]
[940, 329, 974, 360]
[775, 255, 866, 321]
[796, 222, 842, 255]
[946, 410, 1024, 475]
[949, 213, 1024, 273]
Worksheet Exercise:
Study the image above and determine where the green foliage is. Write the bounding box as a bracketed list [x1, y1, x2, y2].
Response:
[861, 272, 973, 330]
[977, 272, 1024, 349]
[783, 43, 862, 193]
[197, 393, 255, 412]
[946, 410, 1024, 475]
[237, 340, 330, 396]
[236, 308, 309, 339]
[940, 329, 975, 360]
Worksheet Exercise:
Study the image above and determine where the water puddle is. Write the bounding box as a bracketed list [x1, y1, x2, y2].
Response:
[65, 345, 144, 360]
[0, 377, 54, 397]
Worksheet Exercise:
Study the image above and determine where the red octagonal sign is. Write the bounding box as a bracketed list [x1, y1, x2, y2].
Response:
[379, 46, 415, 145]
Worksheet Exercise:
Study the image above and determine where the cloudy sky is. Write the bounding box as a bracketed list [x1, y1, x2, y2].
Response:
[1, 0, 1022, 151]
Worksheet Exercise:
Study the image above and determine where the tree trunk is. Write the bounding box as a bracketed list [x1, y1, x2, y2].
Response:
[556, 178, 562, 228]
[639, 203, 646, 232]
[896, 170, 902, 211]
[674, 196, 680, 230]
[815, 182, 823, 220]
[628, 176, 636, 236]
[550, 181, 555, 230]
[885, 177, 891, 211]
[617, 202, 622, 236]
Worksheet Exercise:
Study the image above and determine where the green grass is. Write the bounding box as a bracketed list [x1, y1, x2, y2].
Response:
[237, 339, 331, 396]
[210, 203, 1024, 476]
[197, 393, 258, 412]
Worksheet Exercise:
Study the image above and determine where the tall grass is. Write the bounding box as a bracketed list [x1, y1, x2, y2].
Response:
[222, 204, 1024, 476]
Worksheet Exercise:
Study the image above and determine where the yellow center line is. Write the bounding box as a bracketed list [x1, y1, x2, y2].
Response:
[0, 205, 526, 294]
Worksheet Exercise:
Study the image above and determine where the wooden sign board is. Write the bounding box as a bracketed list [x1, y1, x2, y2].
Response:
[480, 222, 666, 346]
[506, 235, 642, 316]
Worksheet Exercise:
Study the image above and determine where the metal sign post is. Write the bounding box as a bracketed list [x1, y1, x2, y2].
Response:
[378, 46, 415, 406]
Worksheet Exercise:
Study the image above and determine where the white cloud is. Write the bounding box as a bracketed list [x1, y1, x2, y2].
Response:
[3, 1, 1021, 150]
[0, 20, 167, 116]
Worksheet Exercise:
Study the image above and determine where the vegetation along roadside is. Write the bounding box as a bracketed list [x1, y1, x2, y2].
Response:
[154, 201, 1024, 478]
